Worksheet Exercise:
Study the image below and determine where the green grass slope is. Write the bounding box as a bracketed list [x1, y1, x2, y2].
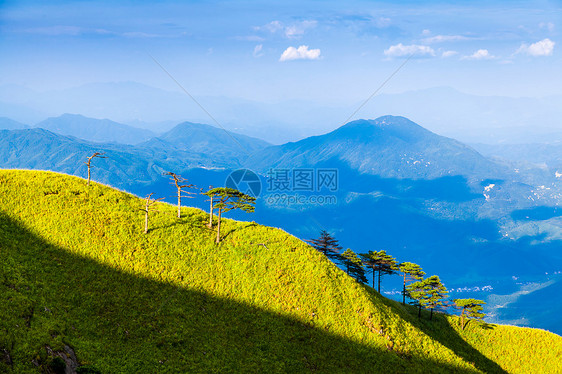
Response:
[0, 170, 560, 373]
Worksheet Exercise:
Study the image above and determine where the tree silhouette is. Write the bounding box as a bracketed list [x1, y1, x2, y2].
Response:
[141, 193, 164, 234]
[407, 278, 427, 318]
[204, 187, 256, 244]
[307, 230, 342, 263]
[164, 172, 198, 218]
[359, 250, 397, 292]
[453, 298, 486, 330]
[407, 275, 448, 320]
[359, 251, 377, 289]
[341, 248, 367, 284]
[85, 152, 106, 186]
[399, 262, 425, 305]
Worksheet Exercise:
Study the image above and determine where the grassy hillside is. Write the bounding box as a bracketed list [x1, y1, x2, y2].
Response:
[0, 170, 560, 373]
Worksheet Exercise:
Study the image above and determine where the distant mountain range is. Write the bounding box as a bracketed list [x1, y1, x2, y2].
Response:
[36, 114, 156, 144]
[0, 117, 268, 190]
[141, 121, 269, 163]
[0, 82, 343, 143]
[1, 82, 561, 144]
[360, 87, 562, 144]
[0, 116, 28, 130]
[473, 142, 562, 173]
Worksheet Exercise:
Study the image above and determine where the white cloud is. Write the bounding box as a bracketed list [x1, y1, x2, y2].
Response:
[375, 17, 391, 28]
[257, 20, 283, 33]
[422, 29, 431, 36]
[462, 49, 494, 60]
[20, 26, 183, 39]
[22, 26, 112, 36]
[284, 20, 317, 38]
[255, 20, 317, 39]
[383, 43, 435, 57]
[516, 38, 555, 56]
[539, 22, 555, 32]
[253, 44, 264, 57]
[279, 45, 321, 61]
[233, 35, 265, 42]
[422, 34, 472, 44]
[441, 50, 458, 58]
[123, 31, 165, 38]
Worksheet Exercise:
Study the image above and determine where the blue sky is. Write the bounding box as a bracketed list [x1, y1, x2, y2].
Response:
[0, 0, 560, 105]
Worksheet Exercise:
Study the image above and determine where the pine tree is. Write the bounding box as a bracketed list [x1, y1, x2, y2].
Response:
[407, 275, 448, 320]
[341, 248, 368, 284]
[307, 230, 342, 263]
[399, 262, 425, 305]
[359, 251, 376, 289]
[204, 187, 256, 244]
[406, 279, 426, 318]
[453, 299, 486, 330]
[359, 250, 397, 292]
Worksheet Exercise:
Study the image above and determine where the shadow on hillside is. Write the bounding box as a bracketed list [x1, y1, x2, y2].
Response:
[416, 314, 507, 374]
[376, 295, 507, 374]
[153, 213, 208, 231]
[480, 322, 497, 330]
[0, 212, 483, 374]
[221, 222, 258, 241]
